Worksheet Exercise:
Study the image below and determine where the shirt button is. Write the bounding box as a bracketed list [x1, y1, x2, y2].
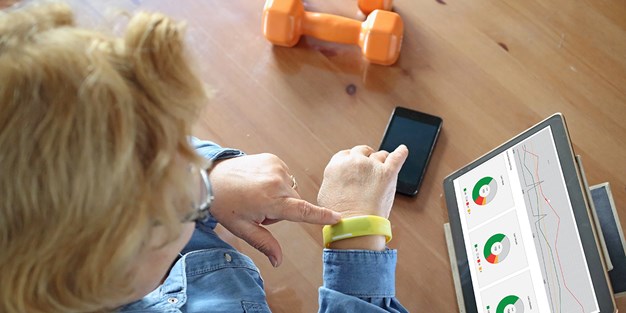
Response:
[224, 253, 232, 262]
[167, 297, 178, 304]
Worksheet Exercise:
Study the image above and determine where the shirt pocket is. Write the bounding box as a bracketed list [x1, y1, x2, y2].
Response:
[241, 300, 271, 313]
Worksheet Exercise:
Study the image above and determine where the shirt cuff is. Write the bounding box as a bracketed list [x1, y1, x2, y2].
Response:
[190, 136, 245, 161]
[322, 249, 397, 298]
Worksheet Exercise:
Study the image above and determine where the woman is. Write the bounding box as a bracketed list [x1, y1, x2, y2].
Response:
[0, 3, 409, 312]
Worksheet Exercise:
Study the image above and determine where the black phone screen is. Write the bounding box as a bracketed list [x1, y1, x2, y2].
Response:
[380, 107, 442, 196]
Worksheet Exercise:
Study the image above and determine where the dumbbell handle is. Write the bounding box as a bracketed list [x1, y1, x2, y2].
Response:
[302, 12, 362, 45]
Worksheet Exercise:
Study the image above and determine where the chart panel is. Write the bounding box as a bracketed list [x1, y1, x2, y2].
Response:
[469, 210, 528, 287]
[512, 128, 598, 313]
[457, 154, 515, 230]
[481, 271, 539, 313]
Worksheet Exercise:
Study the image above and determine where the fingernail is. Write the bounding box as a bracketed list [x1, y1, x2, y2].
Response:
[269, 256, 279, 268]
[332, 211, 342, 220]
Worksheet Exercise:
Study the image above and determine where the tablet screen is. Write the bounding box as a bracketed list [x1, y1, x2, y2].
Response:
[452, 126, 600, 313]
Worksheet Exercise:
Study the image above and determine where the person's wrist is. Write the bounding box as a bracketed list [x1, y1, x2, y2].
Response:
[327, 234, 386, 251]
[204, 158, 234, 214]
[330, 203, 391, 219]
[340, 212, 388, 219]
[322, 215, 391, 251]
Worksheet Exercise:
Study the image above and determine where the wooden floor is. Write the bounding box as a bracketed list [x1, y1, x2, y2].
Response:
[6, 0, 626, 311]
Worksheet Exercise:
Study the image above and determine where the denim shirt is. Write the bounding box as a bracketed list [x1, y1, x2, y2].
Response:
[118, 138, 408, 313]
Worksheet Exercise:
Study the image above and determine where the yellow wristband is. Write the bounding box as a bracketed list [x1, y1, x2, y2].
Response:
[322, 215, 392, 248]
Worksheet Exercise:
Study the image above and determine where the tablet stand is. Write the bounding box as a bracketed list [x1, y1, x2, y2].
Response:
[443, 155, 625, 312]
[444, 222, 468, 313]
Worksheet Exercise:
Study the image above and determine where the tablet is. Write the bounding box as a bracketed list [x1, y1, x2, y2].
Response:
[443, 113, 616, 313]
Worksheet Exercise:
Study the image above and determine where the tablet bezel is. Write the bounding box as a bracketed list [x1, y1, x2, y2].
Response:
[443, 113, 616, 313]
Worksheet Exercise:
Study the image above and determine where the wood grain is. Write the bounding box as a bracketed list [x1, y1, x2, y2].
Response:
[17, 0, 626, 311]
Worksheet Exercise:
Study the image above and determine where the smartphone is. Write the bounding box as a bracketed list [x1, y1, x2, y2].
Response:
[379, 107, 442, 196]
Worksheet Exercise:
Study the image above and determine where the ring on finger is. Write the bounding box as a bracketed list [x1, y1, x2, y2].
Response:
[290, 175, 298, 190]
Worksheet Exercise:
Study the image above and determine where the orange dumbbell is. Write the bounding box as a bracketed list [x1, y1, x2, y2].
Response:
[262, 0, 403, 66]
[358, 0, 393, 16]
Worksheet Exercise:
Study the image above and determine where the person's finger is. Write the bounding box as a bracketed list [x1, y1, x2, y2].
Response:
[350, 145, 374, 157]
[385, 144, 409, 174]
[274, 198, 341, 224]
[233, 221, 283, 267]
[370, 150, 390, 163]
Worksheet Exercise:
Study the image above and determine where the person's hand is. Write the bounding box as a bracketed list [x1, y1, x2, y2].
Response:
[317, 145, 408, 219]
[207, 153, 341, 267]
[317, 145, 408, 250]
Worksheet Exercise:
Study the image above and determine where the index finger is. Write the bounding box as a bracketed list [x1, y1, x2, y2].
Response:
[273, 198, 342, 225]
[385, 144, 409, 174]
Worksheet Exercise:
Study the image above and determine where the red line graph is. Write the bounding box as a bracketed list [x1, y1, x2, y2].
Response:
[526, 147, 585, 313]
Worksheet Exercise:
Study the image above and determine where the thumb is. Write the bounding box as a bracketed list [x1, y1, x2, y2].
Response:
[385, 144, 409, 174]
[232, 221, 283, 267]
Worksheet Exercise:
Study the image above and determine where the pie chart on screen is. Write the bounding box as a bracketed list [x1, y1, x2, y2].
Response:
[496, 295, 524, 313]
[484, 233, 510, 264]
[472, 176, 498, 205]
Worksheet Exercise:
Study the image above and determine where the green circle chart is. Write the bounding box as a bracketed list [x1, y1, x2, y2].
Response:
[472, 176, 498, 205]
[483, 233, 510, 264]
[496, 295, 524, 313]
